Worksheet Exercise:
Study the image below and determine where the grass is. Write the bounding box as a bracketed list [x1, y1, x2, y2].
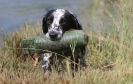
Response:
[0, 0, 133, 83]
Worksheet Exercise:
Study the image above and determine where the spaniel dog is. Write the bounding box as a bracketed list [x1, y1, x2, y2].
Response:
[41, 9, 87, 73]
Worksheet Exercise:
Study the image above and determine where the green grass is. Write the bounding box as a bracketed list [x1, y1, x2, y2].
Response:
[0, 0, 133, 83]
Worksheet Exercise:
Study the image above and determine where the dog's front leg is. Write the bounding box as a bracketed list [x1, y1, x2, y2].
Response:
[78, 46, 88, 69]
[41, 53, 53, 74]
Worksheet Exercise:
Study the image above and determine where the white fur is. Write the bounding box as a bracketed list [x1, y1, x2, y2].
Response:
[42, 53, 52, 69]
[46, 33, 50, 39]
[51, 9, 65, 28]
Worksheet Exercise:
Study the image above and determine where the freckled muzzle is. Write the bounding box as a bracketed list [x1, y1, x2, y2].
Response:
[49, 31, 58, 39]
[48, 27, 63, 41]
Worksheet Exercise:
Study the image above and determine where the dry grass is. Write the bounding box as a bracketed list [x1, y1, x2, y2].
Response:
[0, 0, 133, 84]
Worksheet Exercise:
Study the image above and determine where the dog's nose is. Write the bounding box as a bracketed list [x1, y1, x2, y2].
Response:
[49, 31, 58, 39]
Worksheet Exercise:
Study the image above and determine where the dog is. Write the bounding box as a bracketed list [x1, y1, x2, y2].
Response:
[41, 9, 87, 73]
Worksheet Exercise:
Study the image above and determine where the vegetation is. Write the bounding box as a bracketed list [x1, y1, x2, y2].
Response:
[0, 0, 133, 83]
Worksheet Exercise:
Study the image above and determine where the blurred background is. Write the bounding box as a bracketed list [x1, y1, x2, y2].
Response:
[0, 0, 129, 46]
[0, 0, 89, 32]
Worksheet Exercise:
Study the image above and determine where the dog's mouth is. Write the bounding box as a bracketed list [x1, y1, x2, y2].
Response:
[50, 35, 62, 41]
[46, 31, 63, 41]
[49, 33, 60, 41]
[50, 38, 61, 41]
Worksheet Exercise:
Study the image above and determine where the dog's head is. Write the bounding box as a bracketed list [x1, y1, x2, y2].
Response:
[42, 9, 82, 41]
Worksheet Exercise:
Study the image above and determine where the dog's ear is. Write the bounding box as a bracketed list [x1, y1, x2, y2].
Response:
[42, 16, 48, 34]
[42, 9, 55, 34]
[70, 13, 82, 30]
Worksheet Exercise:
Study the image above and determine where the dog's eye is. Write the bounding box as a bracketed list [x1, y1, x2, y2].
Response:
[47, 16, 53, 24]
[57, 27, 60, 31]
[60, 18, 66, 25]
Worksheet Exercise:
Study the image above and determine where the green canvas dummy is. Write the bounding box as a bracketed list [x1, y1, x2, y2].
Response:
[21, 30, 88, 55]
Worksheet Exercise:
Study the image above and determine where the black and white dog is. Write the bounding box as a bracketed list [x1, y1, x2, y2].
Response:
[41, 9, 87, 73]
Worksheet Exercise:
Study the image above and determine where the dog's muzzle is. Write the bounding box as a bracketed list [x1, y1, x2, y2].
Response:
[49, 31, 58, 39]
[46, 27, 63, 41]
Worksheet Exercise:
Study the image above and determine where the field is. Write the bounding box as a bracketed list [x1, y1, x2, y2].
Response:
[0, 0, 133, 84]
